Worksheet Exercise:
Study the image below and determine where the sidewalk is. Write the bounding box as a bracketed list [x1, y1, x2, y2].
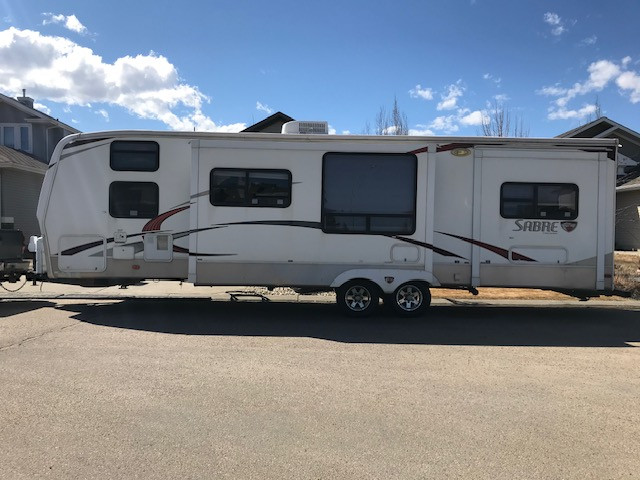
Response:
[2, 279, 639, 308]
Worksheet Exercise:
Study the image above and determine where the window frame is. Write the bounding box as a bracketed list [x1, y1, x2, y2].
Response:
[110, 140, 160, 172]
[108, 181, 159, 219]
[500, 182, 579, 220]
[209, 168, 292, 208]
[0, 123, 32, 153]
[321, 152, 418, 235]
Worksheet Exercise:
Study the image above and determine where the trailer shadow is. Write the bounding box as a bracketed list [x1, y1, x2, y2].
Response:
[59, 298, 640, 347]
[0, 300, 57, 318]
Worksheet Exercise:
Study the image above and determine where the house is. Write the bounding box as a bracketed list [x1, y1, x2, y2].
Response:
[0, 90, 79, 239]
[559, 117, 640, 250]
[615, 178, 640, 250]
[242, 112, 294, 133]
[557, 116, 640, 180]
[0, 146, 47, 239]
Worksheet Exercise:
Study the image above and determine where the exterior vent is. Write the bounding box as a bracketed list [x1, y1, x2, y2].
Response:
[281, 121, 329, 135]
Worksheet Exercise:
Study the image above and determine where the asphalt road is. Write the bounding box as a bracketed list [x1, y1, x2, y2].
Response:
[1, 298, 639, 479]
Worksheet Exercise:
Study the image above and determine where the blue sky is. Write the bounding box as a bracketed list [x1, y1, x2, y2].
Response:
[0, 0, 638, 136]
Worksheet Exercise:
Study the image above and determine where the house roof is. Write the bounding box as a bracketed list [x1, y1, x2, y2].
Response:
[617, 176, 640, 193]
[0, 145, 47, 174]
[0, 92, 80, 134]
[242, 111, 294, 132]
[558, 116, 640, 187]
[557, 116, 640, 141]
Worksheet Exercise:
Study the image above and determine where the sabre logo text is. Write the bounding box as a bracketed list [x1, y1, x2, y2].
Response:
[513, 220, 559, 233]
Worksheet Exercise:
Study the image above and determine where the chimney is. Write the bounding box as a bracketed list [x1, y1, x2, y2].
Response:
[17, 88, 34, 109]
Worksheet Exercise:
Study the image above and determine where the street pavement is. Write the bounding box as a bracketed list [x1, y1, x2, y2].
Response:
[1, 284, 639, 479]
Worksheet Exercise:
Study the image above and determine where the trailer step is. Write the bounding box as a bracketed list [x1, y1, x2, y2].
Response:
[226, 290, 271, 302]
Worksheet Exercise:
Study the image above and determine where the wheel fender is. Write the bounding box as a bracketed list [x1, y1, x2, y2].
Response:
[330, 269, 440, 294]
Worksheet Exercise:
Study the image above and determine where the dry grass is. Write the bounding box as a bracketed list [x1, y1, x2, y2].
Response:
[432, 252, 640, 301]
[614, 252, 640, 299]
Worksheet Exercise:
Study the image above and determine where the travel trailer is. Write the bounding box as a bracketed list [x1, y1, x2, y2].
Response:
[33, 123, 618, 316]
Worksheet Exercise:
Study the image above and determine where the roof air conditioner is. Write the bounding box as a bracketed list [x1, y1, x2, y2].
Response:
[281, 121, 329, 135]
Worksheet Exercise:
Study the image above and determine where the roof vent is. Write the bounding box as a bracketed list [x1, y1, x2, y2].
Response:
[16, 89, 34, 109]
[281, 121, 329, 135]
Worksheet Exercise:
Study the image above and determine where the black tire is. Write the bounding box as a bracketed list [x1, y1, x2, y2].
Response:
[391, 282, 431, 316]
[336, 280, 380, 317]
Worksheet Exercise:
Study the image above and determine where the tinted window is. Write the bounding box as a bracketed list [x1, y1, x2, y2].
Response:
[20, 127, 29, 152]
[501, 183, 578, 220]
[322, 153, 417, 234]
[110, 141, 159, 171]
[210, 169, 291, 207]
[3, 126, 14, 148]
[109, 182, 159, 218]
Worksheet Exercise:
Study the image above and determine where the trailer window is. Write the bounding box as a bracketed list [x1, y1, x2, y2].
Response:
[210, 169, 291, 207]
[500, 183, 578, 220]
[109, 182, 159, 218]
[110, 141, 159, 171]
[322, 153, 417, 234]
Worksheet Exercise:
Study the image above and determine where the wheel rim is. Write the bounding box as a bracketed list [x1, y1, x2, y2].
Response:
[395, 285, 423, 312]
[344, 285, 372, 311]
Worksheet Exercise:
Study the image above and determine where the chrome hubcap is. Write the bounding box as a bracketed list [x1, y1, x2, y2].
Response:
[345, 286, 372, 311]
[396, 285, 423, 311]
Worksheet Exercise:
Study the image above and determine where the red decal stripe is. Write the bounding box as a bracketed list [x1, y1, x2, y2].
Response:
[142, 206, 190, 232]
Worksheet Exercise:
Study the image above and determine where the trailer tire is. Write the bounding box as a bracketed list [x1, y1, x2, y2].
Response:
[336, 280, 379, 317]
[390, 282, 431, 316]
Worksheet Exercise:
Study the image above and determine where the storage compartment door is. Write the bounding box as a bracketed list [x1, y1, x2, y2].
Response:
[143, 233, 173, 262]
[58, 235, 106, 272]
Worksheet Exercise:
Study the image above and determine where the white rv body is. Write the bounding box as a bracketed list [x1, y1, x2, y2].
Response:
[36, 131, 617, 298]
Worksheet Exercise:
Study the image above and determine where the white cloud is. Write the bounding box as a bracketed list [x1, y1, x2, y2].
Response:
[437, 81, 464, 110]
[543, 12, 561, 25]
[543, 12, 566, 36]
[42, 13, 88, 34]
[587, 60, 621, 89]
[95, 108, 109, 121]
[0, 27, 244, 132]
[34, 102, 51, 114]
[547, 104, 596, 120]
[579, 35, 597, 46]
[341, 130, 351, 135]
[411, 105, 493, 134]
[459, 110, 486, 126]
[328, 125, 337, 135]
[483, 73, 501, 85]
[536, 85, 567, 96]
[616, 71, 640, 103]
[429, 115, 459, 133]
[408, 126, 435, 136]
[537, 58, 640, 118]
[409, 84, 433, 100]
[256, 101, 273, 115]
[493, 94, 509, 102]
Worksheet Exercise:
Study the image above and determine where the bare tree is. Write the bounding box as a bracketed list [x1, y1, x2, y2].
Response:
[586, 95, 603, 123]
[481, 101, 529, 137]
[391, 97, 409, 135]
[372, 96, 409, 135]
[594, 96, 602, 119]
